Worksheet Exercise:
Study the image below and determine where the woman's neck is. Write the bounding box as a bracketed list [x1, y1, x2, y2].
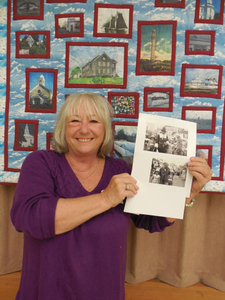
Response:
[65, 152, 99, 172]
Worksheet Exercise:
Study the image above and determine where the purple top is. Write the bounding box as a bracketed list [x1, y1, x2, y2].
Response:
[11, 150, 173, 300]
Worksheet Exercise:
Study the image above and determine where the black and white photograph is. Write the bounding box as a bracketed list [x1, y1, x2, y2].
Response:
[182, 107, 216, 134]
[149, 158, 187, 187]
[143, 123, 188, 156]
[15, 0, 41, 15]
[146, 91, 170, 108]
[124, 113, 197, 219]
[185, 30, 215, 56]
[94, 4, 133, 38]
[14, 0, 44, 20]
[189, 33, 211, 51]
[14, 120, 39, 151]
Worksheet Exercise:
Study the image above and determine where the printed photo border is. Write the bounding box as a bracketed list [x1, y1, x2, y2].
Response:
[108, 92, 139, 119]
[15, 31, 50, 59]
[25, 68, 58, 113]
[182, 106, 216, 134]
[13, 0, 44, 21]
[155, 0, 185, 8]
[196, 145, 212, 168]
[65, 42, 128, 89]
[14, 119, 39, 151]
[185, 30, 215, 56]
[93, 3, 133, 39]
[180, 64, 223, 99]
[136, 20, 177, 76]
[111, 121, 137, 165]
[194, 0, 224, 25]
[55, 13, 84, 38]
[143, 87, 173, 112]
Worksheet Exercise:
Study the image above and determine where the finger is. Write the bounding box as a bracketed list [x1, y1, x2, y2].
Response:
[190, 168, 212, 188]
[189, 156, 208, 163]
[124, 182, 139, 194]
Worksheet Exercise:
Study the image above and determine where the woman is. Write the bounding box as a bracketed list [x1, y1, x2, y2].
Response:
[11, 93, 212, 300]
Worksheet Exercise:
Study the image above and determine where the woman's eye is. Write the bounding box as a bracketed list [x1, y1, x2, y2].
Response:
[71, 119, 79, 123]
[90, 120, 98, 123]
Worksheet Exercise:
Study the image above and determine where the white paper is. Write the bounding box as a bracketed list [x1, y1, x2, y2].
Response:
[124, 113, 197, 219]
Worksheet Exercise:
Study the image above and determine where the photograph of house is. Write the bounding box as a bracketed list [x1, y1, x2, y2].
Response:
[58, 17, 80, 34]
[29, 73, 53, 109]
[18, 124, 34, 148]
[199, 0, 220, 20]
[67, 43, 127, 87]
[19, 34, 47, 55]
[81, 52, 117, 78]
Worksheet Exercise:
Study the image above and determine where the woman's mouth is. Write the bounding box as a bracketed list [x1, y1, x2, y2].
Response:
[77, 138, 92, 142]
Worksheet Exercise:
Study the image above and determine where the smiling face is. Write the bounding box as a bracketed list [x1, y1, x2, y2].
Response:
[65, 102, 105, 158]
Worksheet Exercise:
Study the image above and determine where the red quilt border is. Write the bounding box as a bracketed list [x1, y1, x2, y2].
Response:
[15, 31, 51, 59]
[185, 30, 215, 56]
[180, 64, 223, 99]
[65, 42, 128, 89]
[93, 3, 133, 39]
[108, 92, 139, 119]
[136, 20, 177, 76]
[143, 87, 173, 112]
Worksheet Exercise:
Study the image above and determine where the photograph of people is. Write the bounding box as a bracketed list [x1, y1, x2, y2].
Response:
[144, 124, 188, 156]
[149, 158, 188, 187]
[10, 93, 212, 300]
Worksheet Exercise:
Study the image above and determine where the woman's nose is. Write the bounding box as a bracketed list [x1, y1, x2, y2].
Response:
[79, 120, 90, 133]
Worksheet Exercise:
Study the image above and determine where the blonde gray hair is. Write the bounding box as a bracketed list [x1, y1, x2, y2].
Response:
[53, 93, 113, 157]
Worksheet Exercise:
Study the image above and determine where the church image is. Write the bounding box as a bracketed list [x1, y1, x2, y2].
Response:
[29, 74, 53, 109]
[199, 0, 217, 20]
[18, 124, 34, 148]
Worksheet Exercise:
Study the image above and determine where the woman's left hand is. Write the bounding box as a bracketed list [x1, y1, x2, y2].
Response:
[187, 157, 212, 200]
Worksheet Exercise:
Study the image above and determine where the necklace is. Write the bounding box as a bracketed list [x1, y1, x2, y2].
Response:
[68, 157, 100, 184]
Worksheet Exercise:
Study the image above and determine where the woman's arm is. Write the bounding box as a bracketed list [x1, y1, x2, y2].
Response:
[55, 173, 139, 235]
[11, 151, 139, 239]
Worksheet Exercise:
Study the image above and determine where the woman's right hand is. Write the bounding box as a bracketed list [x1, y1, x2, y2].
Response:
[101, 173, 139, 208]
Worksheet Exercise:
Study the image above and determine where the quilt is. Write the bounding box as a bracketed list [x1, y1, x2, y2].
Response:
[0, 0, 224, 193]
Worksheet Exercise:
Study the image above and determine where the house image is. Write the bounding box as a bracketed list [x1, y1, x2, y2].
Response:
[20, 124, 34, 148]
[81, 52, 117, 78]
[66, 18, 80, 32]
[199, 0, 215, 20]
[29, 74, 53, 108]
[26, 35, 35, 47]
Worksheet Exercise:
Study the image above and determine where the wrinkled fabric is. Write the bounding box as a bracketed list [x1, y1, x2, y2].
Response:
[11, 150, 173, 300]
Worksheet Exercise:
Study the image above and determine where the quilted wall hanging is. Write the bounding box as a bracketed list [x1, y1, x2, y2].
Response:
[0, 0, 224, 193]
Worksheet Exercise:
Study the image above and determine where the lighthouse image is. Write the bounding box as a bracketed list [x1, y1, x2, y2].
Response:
[151, 29, 156, 61]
